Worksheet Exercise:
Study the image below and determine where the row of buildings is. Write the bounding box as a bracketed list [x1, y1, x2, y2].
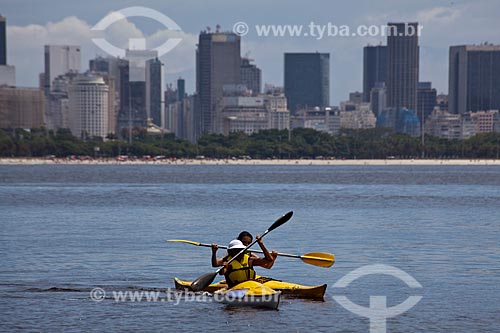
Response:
[1, 15, 500, 142]
[159, 22, 500, 141]
[426, 109, 500, 140]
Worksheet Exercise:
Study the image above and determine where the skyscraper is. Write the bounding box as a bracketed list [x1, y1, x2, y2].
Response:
[146, 57, 164, 127]
[68, 75, 109, 139]
[449, 44, 500, 114]
[240, 57, 261, 96]
[173, 78, 186, 137]
[117, 50, 160, 134]
[177, 78, 185, 101]
[386, 22, 419, 111]
[363, 45, 387, 102]
[44, 45, 81, 94]
[0, 15, 7, 65]
[118, 62, 146, 133]
[196, 30, 241, 135]
[0, 15, 15, 86]
[284, 52, 330, 113]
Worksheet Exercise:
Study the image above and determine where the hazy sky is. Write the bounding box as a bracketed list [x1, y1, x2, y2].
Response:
[2, 0, 499, 104]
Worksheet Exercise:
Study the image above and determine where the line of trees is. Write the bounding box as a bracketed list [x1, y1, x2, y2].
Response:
[1, 127, 500, 159]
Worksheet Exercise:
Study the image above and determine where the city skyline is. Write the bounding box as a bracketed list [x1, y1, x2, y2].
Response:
[2, 0, 500, 105]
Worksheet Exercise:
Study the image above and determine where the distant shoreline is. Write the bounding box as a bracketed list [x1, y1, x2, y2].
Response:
[1, 158, 500, 166]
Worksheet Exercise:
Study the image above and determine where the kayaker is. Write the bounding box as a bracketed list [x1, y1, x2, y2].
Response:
[211, 232, 277, 268]
[213, 238, 274, 288]
[238, 231, 278, 269]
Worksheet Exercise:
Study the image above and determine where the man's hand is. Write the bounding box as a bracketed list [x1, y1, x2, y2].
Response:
[256, 235, 263, 244]
[211, 243, 218, 252]
[219, 262, 229, 275]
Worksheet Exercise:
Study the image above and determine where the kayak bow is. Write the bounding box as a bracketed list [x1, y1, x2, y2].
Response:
[212, 280, 281, 310]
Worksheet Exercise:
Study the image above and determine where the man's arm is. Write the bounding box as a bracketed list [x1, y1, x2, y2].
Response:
[250, 235, 276, 268]
[256, 235, 273, 261]
[211, 244, 226, 267]
[260, 251, 278, 269]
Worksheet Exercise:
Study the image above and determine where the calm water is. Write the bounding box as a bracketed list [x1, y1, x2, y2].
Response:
[0, 165, 499, 332]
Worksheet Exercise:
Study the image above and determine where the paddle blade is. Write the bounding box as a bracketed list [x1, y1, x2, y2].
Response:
[301, 252, 335, 268]
[166, 239, 201, 246]
[191, 272, 218, 292]
[267, 211, 293, 232]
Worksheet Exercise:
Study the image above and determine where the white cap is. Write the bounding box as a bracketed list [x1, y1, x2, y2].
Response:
[227, 239, 245, 250]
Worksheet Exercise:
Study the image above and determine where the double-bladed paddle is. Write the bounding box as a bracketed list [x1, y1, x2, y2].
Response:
[190, 211, 293, 292]
[167, 240, 335, 268]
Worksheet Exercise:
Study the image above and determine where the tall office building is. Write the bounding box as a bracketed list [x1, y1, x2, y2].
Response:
[177, 78, 185, 101]
[146, 57, 164, 127]
[118, 62, 147, 132]
[363, 45, 387, 102]
[0, 15, 7, 65]
[44, 45, 81, 94]
[0, 15, 15, 86]
[417, 82, 437, 121]
[169, 78, 186, 136]
[68, 75, 109, 139]
[449, 44, 500, 114]
[240, 58, 261, 95]
[386, 22, 419, 111]
[284, 52, 330, 113]
[196, 30, 241, 135]
[117, 49, 160, 133]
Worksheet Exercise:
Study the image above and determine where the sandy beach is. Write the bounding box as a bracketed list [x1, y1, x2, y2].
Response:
[1, 157, 500, 166]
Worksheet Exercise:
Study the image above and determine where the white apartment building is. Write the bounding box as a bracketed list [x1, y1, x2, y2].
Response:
[68, 75, 109, 139]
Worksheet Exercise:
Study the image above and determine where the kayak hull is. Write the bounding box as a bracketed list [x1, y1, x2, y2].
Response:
[213, 280, 281, 310]
[174, 276, 326, 300]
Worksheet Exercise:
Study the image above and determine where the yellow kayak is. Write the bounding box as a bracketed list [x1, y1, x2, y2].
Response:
[212, 280, 281, 310]
[174, 276, 327, 300]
